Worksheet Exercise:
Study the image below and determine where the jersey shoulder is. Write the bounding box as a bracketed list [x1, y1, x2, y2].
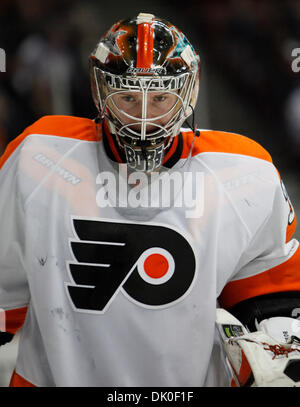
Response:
[23, 115, 99, 141]
[0, 115, 101, 170]
[181, 129, 273, 164]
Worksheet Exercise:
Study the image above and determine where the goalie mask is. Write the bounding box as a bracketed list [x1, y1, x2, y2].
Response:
[90, 12, 200, 172]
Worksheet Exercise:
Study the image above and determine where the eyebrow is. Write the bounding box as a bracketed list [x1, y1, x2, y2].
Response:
[115, 92, 175, 101]
[119, 92, 171, 96]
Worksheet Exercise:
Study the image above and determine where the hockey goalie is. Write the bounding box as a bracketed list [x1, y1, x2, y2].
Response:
[1, 11, 300, 387]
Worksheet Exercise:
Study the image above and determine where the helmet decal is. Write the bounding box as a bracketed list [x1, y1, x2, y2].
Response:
[101, 27, 127, 57]
[136, 16, 155, 69]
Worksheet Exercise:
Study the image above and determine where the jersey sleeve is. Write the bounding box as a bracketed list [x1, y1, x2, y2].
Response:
[0, 137, 30, 334]
[218, 164, 300, 310]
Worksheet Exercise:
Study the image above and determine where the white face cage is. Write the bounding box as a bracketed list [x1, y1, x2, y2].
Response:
[94, 68, 198, 141]
[93, 67, 198, 171]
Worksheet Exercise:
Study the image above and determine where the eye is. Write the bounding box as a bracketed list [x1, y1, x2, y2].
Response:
[154, 95, 167, 102]
[121, 95, 135, 102]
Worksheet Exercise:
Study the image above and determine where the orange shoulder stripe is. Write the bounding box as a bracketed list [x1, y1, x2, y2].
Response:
[181, 130, 273, 163]
[0, 115, 100, 170]
[23, 115, 100, 142]
[0, 131, 28, 170]
[218, 245, 300, 309]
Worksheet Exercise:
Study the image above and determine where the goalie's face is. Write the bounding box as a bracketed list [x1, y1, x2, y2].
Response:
[103, 88, 182, 172]
[110, 91, 179, 133]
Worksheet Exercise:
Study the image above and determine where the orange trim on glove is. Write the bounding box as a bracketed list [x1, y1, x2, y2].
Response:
[229, 349, 253, 387]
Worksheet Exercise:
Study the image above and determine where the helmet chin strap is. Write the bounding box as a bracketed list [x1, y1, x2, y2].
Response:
[184, 104, 200, 137]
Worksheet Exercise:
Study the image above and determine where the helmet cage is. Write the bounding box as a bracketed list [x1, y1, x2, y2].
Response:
[93, 67, 198, 149]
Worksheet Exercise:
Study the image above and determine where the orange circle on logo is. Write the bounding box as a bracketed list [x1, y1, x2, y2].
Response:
[144, 253, 169, 279]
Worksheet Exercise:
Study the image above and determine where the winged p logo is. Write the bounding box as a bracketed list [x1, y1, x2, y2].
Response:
[66, 217, 196, 313]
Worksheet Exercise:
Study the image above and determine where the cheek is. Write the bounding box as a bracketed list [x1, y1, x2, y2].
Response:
[116, 111, 132, 123]
[153, 109, 174, 124]
[150, 99, 178, 121]
[110, 103, 137, 122]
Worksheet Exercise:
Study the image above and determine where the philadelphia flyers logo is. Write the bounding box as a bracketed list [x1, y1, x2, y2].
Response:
[66, 217, 196, 313]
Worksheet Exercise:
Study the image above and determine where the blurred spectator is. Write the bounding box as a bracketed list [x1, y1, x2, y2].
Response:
[0, 91, 9, 155]
[285, 84, 300, 155]
[182, 0, 300, 169]
[0, 0, 97, 147]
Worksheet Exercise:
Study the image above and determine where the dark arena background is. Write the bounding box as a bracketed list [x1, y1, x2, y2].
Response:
[0, 0, 299, 387]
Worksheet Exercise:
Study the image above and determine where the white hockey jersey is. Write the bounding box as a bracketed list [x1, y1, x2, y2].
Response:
[0, 115, 299, 387]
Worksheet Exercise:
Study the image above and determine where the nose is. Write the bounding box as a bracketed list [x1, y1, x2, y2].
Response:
[134, 101, 158, 120]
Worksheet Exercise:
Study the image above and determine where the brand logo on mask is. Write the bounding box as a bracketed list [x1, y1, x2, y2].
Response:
[127, 67, 167, 75]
